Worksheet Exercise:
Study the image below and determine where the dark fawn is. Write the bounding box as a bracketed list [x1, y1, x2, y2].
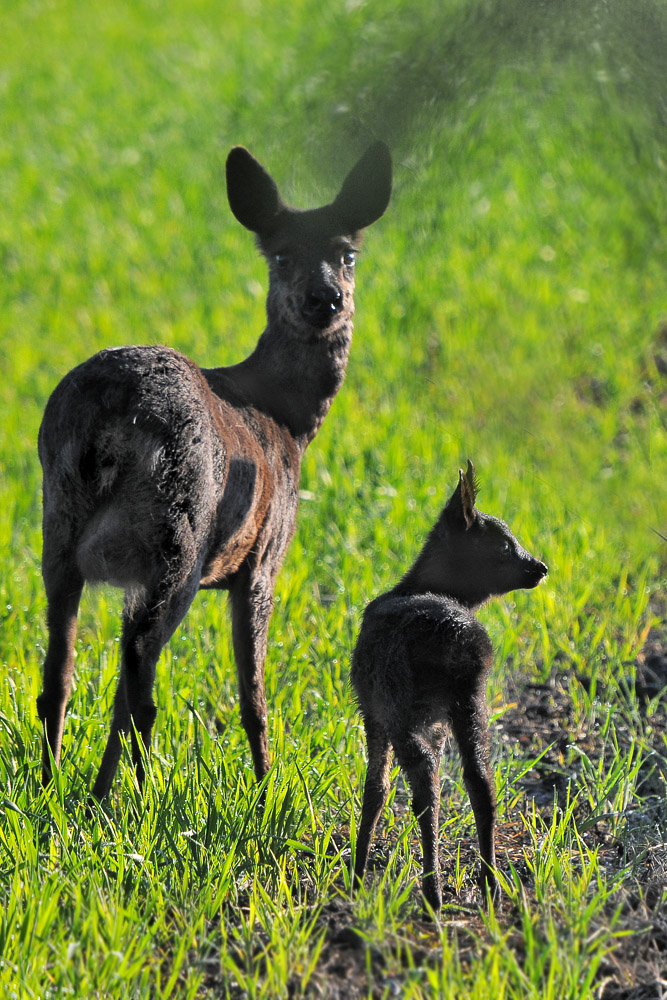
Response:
[351, 461, 547, 910]
[37, 142, 392, 801]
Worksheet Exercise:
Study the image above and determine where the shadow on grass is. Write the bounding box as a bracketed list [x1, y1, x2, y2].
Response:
[274, 0, 667, 184]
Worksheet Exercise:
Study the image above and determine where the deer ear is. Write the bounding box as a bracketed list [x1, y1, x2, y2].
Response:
[226, 146, 285, 234]
[331, 141, 393, 233]
[464, 459, 479, 506]
[445, 466, 477, 530]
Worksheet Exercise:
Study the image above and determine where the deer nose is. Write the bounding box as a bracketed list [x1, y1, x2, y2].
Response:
[527, 559, 548, 580]
[302, 282, 343, 326]
[523, 557, 548, 589]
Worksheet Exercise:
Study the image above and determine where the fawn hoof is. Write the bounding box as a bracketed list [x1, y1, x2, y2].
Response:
[352, 867, 365, 895]
[421, 884, 443, 916]
[479, 873, 501, 909]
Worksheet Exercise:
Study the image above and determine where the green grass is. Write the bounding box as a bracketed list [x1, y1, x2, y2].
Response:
[1, 0, 666, 996]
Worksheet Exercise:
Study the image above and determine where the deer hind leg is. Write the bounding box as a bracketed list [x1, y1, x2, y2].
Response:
[91, 571, 201, 802]
[354, 716, 391, 890]
[37, 550, 84, 785]
[449, 691, 498, 903]
[393, 733, 442, 912]
[229, 569, 275, 782]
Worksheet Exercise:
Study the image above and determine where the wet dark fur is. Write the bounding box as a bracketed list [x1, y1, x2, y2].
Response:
[351, 461, 548, 911]
[37, 142, 392, 801]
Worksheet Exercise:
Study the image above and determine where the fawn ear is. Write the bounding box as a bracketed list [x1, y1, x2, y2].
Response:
[331, 141, 393, 233]
[464, 459, 480, 506]
[445, 463, 477, 530]
[226, 146, 286, 234]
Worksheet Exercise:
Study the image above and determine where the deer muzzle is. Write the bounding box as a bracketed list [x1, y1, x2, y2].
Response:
[524, 558, 548, 588]
[301, 275, 344, 328]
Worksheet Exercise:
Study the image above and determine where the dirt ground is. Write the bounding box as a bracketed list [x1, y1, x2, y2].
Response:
[304, 621, 667, 999]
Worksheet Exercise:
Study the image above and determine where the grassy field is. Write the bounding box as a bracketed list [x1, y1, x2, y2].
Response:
[1, 0, 666, 996]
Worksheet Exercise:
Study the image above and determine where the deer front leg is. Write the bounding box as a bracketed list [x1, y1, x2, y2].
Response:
[229, 570, 274, 781]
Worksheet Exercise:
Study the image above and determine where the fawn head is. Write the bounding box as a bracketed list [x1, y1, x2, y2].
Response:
[431, 460, 548, 607]
[226, 142, 392, 335]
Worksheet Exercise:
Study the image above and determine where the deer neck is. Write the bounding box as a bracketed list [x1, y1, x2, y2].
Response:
[205, 315, 353, 451]
[394, 539, 485, 611]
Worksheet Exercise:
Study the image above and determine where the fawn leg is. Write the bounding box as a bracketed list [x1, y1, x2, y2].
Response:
[91, 573, 200, 801]
[36, 551, 84, 784]
[449, 690, 498, 902]
[229, 569, 274, 782]
[354, 717, 391, 890]
[394, 735, 442, 912]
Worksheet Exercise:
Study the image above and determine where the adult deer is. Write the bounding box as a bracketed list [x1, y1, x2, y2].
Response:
[37, 141, 392, 800]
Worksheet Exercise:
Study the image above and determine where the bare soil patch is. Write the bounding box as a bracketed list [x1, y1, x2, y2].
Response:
[203, 623, 667, 998]
[305, 624, 667, 998]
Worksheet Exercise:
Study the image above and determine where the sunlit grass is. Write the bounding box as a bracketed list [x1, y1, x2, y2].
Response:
[0, 0, 665, 995]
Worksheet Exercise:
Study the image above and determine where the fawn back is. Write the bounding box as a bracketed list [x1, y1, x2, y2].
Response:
[37, 142, 392, 802]
[352, 461, 547, 910]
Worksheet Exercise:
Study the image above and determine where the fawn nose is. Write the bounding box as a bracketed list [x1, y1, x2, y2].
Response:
[527, 559, 548, 584]
[302, 281, 343, 327]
